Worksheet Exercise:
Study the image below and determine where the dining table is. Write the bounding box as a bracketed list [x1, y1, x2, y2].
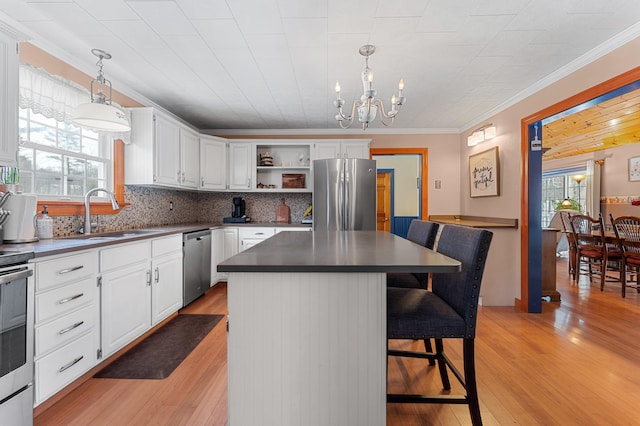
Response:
[218, 230, 462, 426]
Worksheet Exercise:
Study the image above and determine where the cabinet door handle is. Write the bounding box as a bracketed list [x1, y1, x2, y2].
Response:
[58, 356, 84, 373]
[58, 293, 84, 304]
[57, 265, 83, 275]
[255, 232, 264, 236]
[247, 178, 251, 188]
[177, 170, 181, 183]
[155, 267, 159, 283]
[146, 270, 152, 286]
[201, 177, 205, 187]
[182, 172, 185, 183]
[58, 321, 84, 335]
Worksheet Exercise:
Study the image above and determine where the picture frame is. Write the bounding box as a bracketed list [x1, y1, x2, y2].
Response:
[469, 146, 500, 197]
[629, 156, 640, 182]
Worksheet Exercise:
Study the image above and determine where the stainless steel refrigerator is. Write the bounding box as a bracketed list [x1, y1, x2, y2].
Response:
[313, 158, 377, 230]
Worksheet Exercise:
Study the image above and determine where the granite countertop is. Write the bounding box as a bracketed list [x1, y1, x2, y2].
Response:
[0, 222, 313, 258]
[218, 230, 461, 273]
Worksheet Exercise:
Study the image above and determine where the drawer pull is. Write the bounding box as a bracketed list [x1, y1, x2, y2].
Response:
[58, 355, 84, 373]
[58, 293, 84, 304]
[58, 321, 85, 335]
[57, 265, 84, 275]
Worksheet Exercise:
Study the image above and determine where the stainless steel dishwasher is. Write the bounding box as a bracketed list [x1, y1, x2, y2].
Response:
[183, 230, 212, 307]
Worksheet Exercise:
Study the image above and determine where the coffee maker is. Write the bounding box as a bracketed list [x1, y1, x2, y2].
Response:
[232, 197, 245, 218]
[223, 197, 250, 223]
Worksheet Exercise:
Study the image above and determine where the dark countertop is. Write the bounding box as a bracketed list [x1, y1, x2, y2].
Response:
[217, 230, 461, 273]
[1, 222, 313, 258]
[429, 215, 518, 229]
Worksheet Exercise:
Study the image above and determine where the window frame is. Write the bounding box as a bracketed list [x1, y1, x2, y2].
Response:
[35, 140, 127, 217]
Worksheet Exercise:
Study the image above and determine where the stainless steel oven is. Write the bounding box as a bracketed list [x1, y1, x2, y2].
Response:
[0, 250, 35, 426]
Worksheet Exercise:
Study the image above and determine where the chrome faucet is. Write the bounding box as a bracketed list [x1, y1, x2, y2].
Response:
[83, 188, 120, 234]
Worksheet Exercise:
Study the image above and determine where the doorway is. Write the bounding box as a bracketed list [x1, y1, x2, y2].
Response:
[377, 170, 393, 232]
[371, 148, 428, 238]
[520, 65, 640, 313]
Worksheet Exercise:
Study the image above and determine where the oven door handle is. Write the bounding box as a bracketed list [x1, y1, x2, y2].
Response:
[0, 268, 33, 285]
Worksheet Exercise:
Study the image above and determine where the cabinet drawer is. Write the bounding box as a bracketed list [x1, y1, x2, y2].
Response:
[151, 234, 183, 257]
[238, 227, 275, 240]
[35, 277, 96, 323]
[35, 331, 96, 404]
[35, 304, 96, 357]
[35, 251, 97, 292]
[100, 241, 150, 271]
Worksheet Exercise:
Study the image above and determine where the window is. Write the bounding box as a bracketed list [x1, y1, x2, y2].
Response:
[541, 167, 586, 227]
[18, 108, 112, 199]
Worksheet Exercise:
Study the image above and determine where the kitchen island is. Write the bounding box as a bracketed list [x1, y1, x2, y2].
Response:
[218, 230, 461, 426]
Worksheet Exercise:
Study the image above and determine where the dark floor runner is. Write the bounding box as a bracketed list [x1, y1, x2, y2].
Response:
[94, 314, 224, 380]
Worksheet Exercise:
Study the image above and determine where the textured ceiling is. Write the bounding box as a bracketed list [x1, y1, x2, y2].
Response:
[2, 0, 640, 132]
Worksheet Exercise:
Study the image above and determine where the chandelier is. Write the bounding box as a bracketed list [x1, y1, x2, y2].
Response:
[72, 49, 131, 132]
[333, 45, 406, 130]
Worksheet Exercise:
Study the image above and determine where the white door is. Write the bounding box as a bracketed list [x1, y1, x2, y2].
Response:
[228, 143, 253, 190]
[151, 253, 183, 325]
[154, 113, 181, 186]
[200, 136, 227, 190]
[180, 128, 199, 189]
[101, 263, 151, 357]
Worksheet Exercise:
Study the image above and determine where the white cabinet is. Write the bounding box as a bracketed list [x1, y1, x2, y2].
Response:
[99, 241, 151, 358]
[180, 127, 199, 189]
[238, 227, 276, 252]
[0, 32, 18, 166]
[33, 250, 100, 405]
[314, 139, 370, 160]
[213, 227, 239, 281]
[228, 142, 253, 190]
[200, 135, 227, 190]
[126, 107, 200, 189]
[150, 234, 183, 325]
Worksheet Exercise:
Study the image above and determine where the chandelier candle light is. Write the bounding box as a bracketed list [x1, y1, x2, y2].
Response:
[72, 49, 131, 132]
[333, 45, 406, 130]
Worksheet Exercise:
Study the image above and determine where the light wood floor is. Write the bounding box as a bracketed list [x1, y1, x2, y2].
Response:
[35, 258, 640, 425]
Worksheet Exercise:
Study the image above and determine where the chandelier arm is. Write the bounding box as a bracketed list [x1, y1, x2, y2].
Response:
[335, 99, 362, 126]
[369, 99, 396, 126]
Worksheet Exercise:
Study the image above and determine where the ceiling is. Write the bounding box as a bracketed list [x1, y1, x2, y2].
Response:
[2, 0, 640, 133]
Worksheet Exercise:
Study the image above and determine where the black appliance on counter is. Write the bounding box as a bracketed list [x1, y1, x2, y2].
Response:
[223, 197, 251, 223]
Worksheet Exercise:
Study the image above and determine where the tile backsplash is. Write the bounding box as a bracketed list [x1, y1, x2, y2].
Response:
[52, 186, 312, 237]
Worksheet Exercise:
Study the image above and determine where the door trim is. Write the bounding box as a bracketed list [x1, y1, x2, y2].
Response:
[369, 148, 428, 220]
[520, 64, 640, 312]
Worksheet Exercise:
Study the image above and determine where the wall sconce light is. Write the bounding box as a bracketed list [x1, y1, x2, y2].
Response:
[467, 124, 497, 146]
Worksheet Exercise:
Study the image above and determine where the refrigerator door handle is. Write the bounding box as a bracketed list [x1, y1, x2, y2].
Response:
[343, 169, 351, 230]
[339, 169, 345, 230]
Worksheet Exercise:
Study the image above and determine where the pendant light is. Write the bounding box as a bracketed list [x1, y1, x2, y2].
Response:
[72, 49, 131, 132]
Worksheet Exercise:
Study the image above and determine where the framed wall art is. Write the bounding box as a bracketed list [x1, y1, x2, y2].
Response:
[629, 156, 640, 182]
[469, 146, 500, 197]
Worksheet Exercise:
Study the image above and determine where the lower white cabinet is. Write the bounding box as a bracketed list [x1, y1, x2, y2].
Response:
[100, 256, 151, 358]
[33, 250, 99, 406]
[150, 235, 183, 325]
[239, 227, 276, 252]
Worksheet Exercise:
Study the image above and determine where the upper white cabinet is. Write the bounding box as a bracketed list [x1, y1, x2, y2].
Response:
[0, 32, 18, 166]
[180, 127, 199, 189]
[228, 142, 253, 190]
[200, 135, 227, 190]
[313, 139, 371, 160]
[126, 107, 200, 189]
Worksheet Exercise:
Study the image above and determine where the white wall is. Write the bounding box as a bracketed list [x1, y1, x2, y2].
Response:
[373, 155, 419, 216]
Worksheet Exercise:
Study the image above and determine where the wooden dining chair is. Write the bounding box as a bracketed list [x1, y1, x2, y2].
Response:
[387, 220, 439, 289]
[559, 210, 578, 276]
[387, 224, 493, 426]
[570, 213, 620, 290]
[610, 215, 640, 298]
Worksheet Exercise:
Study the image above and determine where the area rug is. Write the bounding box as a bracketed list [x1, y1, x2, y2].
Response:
[94, 314, 224, 380]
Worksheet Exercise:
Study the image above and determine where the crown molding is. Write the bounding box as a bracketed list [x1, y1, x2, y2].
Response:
[206, 127, 459, 136]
